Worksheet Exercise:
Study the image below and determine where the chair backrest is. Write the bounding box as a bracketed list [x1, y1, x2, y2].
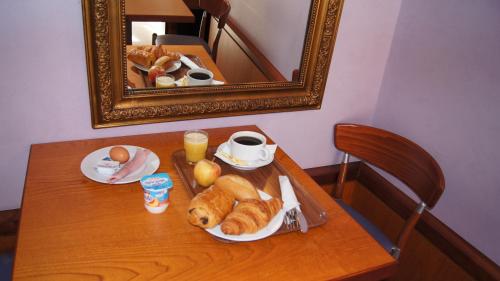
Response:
[198, 0, 230, 60]
[333, 123, 445, 258]
[334, 123, 444, 207]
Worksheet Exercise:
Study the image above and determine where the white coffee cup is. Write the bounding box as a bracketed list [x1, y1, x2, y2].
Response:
[187, 69, 213, 86]
[229, 131, 270, 162]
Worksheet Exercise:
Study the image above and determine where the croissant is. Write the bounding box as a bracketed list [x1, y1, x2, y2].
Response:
[127, 49, 156, 68]
[154, 55, 176, 70]
[221, 198, 283, 235]
[214, 174, 261, 201]
[136, 46, 171, 59]
[187, 185, 235, 228]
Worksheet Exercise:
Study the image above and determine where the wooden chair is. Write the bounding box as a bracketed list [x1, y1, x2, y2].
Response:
[152, 0, 230, 61]
[333, 123, 445, 259]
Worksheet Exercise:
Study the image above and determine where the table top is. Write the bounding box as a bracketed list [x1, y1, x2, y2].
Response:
[125, 0, 195, 22]
[13, 125, 396, 280]
[127, 45, 226, 89]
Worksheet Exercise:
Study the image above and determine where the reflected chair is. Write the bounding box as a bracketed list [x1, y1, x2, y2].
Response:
[333, 123, 445, 259]
[152, 0, 231, 61]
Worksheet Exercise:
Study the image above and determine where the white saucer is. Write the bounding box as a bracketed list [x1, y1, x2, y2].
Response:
[80, 145, 160, 184]
[214, 142, 275, 170]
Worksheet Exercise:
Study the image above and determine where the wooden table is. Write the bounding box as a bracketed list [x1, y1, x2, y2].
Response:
[13, 126, 396, 280]
[125, 0, 195, 44]
[127, 45, 226, 89]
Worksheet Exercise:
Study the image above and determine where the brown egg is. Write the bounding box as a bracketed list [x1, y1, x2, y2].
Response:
[109, 146, 130, 164]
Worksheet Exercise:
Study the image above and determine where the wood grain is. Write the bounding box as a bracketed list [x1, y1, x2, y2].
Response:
[356, 164, 500, 281]
[125, 0, 194, 21]
[13, 126, 395, 280]
[305, 162, 500, 281]
[334, 123, 445, 208]
[334, 123, 446, 258]
[172, 148, 328, 235]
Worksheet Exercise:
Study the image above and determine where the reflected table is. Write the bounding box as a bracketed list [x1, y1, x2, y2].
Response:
[125, 0, 195, 44]
[126, 45, 226, 89]
[13, 125, 396, 280]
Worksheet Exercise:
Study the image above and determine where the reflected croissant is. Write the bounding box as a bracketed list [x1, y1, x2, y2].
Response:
[221, 198, 283, 235]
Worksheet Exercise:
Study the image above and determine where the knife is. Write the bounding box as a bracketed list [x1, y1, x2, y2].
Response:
[279, 176, 309, 233]
[180, 55, 201, 70]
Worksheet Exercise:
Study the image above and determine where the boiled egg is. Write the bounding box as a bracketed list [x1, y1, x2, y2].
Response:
[109, 146, 130, 164]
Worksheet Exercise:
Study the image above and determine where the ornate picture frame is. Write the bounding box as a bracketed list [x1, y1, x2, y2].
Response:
[82, 0, 344, 128]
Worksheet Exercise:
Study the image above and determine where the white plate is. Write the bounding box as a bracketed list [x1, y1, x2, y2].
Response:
[205, 190, 285, 242]
[132, 60, 181, 73]
[80, 145, 160, 184]
[165, 60, 181, 73]
[132, 63, 150, 72]
[214, 142, 274, 170]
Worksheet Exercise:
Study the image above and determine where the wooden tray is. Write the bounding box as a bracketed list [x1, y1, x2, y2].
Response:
[134, 54, 205, 88]
[172, 147, 328, 237]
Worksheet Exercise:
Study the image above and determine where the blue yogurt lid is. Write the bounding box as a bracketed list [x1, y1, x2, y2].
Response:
[140, 173, 173, 190]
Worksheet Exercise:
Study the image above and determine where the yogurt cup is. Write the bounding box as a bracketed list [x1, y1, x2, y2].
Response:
[140, 173, 173, 214]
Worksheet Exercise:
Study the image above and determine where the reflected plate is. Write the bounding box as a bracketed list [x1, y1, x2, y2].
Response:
[165, 61, 181, 73]
[205, 190, 285, 242]
[132, 60, 181, 73]
[80, 145, 160, 184]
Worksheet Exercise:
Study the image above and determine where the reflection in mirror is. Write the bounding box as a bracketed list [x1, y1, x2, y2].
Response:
[83, 0, 344, 127]
[124, 0, 311, 90]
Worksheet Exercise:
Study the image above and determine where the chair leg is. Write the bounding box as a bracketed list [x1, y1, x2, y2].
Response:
[152, 33, 157, 45]
[334, 153, 350, 199]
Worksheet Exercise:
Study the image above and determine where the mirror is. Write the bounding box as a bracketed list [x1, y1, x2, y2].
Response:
[82, 0, 344, 128]
[124, 0, 311, 90]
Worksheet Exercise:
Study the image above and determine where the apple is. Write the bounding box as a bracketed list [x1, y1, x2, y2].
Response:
[194, 159, 222, 187]
[148, 65, 165, 83]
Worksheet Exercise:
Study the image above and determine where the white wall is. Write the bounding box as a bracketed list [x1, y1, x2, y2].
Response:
[372, 0, 500, 264]
[0, 0, 401, 210]
[227, 0, 311, 80]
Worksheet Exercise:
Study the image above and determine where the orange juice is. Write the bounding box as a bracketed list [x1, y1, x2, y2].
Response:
[156, 75, 175, 88]
[184, 130, 208, 164]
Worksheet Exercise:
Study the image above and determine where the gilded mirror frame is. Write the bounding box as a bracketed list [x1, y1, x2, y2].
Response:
[82, 0, 344, 128]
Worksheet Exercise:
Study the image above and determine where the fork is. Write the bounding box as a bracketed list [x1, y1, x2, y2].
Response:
[284, 208, 300, 230]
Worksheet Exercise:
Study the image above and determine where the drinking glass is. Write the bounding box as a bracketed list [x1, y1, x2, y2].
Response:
[156, 74, 176, 88]
[184, 130, 208, 164]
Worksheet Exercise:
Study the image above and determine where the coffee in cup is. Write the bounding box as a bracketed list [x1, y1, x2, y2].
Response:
[229, 131, 270, 162]
[187, 69, 213, 86]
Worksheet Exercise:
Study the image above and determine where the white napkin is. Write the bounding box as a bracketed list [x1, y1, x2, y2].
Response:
[279, 176, 301, 212]
[212, 80, 225, 85]
[180, 55, 201, 69]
